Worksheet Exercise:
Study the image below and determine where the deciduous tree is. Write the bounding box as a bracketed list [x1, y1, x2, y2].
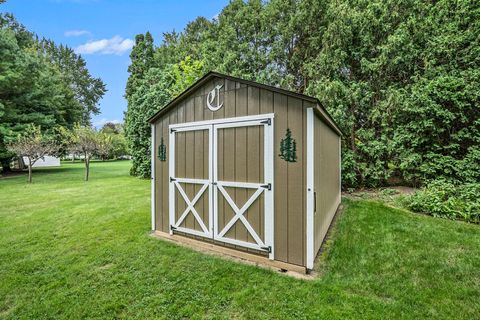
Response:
[69, 125, 99, 181]
[7, 125, 58, 183]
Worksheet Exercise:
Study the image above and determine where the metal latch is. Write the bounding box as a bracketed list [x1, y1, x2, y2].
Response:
[261, 183, 271, 190]
[261, 246, 272, 253]
[260, 119, 271, 126]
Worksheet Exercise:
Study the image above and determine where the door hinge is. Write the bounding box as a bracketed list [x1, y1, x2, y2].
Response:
[212, 181, 217, 185]
[170, 177, 176, 182]
[170, 128, 176, 133]
[170, 225, 177, 231]
[261, 183, 271, 190]
[261, 245, 272, 253]
[260, 119, 271, 126]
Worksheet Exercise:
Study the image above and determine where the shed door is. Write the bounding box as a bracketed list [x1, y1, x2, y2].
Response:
[213, 119, 274, 258]
[169, 124, 213, 238]
[169, 115, 274, 259]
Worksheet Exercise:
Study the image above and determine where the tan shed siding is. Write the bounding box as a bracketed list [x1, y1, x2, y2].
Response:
[154, 120, 162, 231]
[153, 75, 308, 266]
[285, 96, 305, 265]
[313, 111, 341, 255]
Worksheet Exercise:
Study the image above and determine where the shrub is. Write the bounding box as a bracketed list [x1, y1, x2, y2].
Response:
[400, 181, 480, 224]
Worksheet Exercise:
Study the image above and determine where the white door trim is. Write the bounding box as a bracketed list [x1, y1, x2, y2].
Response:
[169, 113, 274, 130]
[168, 114, 274, 259]
[306, 108, 315, 270]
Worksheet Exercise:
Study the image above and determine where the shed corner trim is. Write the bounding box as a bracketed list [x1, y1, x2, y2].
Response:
[306, 107, 315, 270]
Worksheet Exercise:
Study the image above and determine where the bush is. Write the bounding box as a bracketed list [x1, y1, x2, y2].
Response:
[400, 181, 480, 224]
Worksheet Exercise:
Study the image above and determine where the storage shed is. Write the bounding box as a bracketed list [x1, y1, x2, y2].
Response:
[149, 72, 342, 272]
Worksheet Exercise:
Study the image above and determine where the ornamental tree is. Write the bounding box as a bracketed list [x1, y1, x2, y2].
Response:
[69, 125, 99, 181]
[7, 125, 58, 183]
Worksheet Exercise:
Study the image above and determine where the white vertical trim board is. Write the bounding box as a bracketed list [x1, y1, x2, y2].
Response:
[151, 124, 156, 231]
[306, 108, 315, 270]
[208, 125, 214, 236]
[168, 126, 175, 235]
[264, 117, 274, 260]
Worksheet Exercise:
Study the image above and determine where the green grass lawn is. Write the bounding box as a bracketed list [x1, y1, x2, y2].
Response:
[1, 161, 479, 319]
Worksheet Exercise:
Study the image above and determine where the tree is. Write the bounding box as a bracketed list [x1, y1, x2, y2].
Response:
[0, 26, 71, 172]
[125, 0, 480, 188]
[0, 14, 105, 172]
[96, 132, 112, 161]
[99, 123, 128, 159]
[37, 39, 107, 126]
[124, 32, 156, 177]
[7, 125, 58, 183]
[125, 54, 204, 178]
[101, 122, 120, 134]
[69, 125, 99, 181]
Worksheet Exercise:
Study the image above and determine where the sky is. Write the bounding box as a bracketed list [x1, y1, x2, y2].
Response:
[0, 0, 228, 128]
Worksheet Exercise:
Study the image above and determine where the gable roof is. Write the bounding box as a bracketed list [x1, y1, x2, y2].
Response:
[147, 71, 342, 136]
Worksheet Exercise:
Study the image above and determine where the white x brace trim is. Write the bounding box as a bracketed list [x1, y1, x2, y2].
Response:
[216, 184, 266, 247]
[173, 181, 209, 234]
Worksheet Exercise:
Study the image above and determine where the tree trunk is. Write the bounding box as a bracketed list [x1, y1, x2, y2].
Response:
[85, 154, 89, 181]
[28, 161, 32, 183]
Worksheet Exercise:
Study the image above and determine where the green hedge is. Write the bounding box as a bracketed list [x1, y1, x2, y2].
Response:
[400, 181, 480, 224]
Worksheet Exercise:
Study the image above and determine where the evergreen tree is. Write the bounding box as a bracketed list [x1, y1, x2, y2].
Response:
[124, 32, 156, 177]
[124, 0, 480, 188]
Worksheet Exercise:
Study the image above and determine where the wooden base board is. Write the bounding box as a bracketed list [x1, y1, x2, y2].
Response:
[151, 231, 315, 280]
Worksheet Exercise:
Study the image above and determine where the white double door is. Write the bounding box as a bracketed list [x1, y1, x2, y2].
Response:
[169, 115, 274, 258]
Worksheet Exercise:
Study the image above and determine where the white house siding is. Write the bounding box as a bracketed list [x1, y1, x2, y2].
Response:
[23, 156, 61, 168]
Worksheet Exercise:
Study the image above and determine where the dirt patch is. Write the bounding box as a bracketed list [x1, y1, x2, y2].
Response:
[390, 186, 416, 194]
[343, 186, 417, 201]
[0, 171, 26, 179]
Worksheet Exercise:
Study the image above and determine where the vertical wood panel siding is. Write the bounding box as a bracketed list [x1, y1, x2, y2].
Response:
[153, 76, 311, 266]
[313, 113, 341, 255]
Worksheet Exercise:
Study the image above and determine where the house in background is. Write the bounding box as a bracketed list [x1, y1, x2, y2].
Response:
[22, 156, 61, 168]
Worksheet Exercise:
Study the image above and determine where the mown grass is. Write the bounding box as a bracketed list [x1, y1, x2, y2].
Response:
[0, 161, 479, 319]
